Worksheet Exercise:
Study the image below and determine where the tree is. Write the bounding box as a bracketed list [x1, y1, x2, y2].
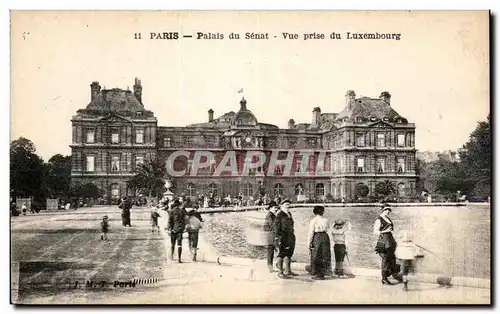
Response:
[10, 137, 45, 199]
[42, 154, 72, 199]
[374, 180, 396, 199]
[71, 182, 103, 199]
[127, 158, 168, 198]
[458, 115, 491, 199]
[355, 184, 369, 198]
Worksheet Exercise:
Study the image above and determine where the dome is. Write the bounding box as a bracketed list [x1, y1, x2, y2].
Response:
[231, 97, 258, 126]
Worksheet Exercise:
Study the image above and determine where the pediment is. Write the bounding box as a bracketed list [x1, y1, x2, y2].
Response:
[368, 120, 393, 128]
[98, 114, 132, 123]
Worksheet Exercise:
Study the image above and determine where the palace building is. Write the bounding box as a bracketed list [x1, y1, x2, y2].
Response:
[70, 78, 417, 203]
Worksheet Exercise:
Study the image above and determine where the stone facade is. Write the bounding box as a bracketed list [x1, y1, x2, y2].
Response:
[71, 80, 417, 202]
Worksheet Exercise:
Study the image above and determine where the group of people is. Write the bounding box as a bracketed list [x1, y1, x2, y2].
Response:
[157, 198, 204, 263]
[264, 200, 419, 290]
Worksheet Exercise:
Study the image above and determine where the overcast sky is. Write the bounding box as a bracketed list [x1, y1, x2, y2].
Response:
[11, 11, 489, 160]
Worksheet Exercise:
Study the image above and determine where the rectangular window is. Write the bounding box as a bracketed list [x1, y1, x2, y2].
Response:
[376, 158, 385, 173]
[377, 133, 386, 147]
[164, 137, 171, 147]
[356, 133, 365, 147]
[135, 156, 144, 168]
[397, 158, 405, 173]
[275, 164, 284, 174]
[135, 129, 144, 144]
[86, 156, 95, 172]
[357, 158, 365, 172]
[397, 134, 405, 147]
[111, 132, 119, 144]
[111, 156, 120, 172]
[86, 130, 95, 143]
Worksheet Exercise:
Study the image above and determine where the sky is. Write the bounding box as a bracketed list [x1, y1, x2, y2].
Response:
[10, 10, 489, 160]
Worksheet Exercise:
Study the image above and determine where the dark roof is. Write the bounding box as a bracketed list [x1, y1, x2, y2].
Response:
[86, 88, 144, 112]
[336, 97, 402, 120]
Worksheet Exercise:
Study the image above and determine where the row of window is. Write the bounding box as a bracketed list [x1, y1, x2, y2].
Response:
[355, 157, 406, 173]
[85, 155, 144, 172]
[85, 129, 145, 144]
[183, 182, 326, 198]
[355, 132, 407, 147]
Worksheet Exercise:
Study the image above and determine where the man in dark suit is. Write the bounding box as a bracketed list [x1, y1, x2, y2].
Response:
[167, 199, 187, 263]
[264, 201, 279, 272]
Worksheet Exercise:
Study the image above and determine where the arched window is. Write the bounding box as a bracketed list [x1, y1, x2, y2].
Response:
[243, 183, 253, 197]
[208, 183, 217, 196]
[110, 184, 120, 199]
[295, 183, 305, 196]
[398, 183, 406, 197]
[186, 183, 196, 197]
[315, 183, 325, 197]
[274, 183, 284, 197]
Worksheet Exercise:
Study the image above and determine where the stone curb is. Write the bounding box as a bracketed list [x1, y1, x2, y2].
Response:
[213, 256, 490, 289]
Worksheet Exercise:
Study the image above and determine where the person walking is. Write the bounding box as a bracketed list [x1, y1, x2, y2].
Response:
[274, 199, 297, 279]
[119, 197, 133, 227]
[331, 220, 351, 278]
[307, 205, 332, 280]
[373, 204, 400, 285]
[21, 203, 27, 216]
[264, 201, 279, 272]
[185, 207, 203, 261]
[167, 199, 187, 263]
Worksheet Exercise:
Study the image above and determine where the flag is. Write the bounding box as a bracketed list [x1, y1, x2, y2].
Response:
[237, 88, 243, 94]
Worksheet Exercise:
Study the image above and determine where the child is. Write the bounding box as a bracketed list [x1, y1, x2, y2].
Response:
[100, 215, 109, 240]
[185, 208, 203, 261]
[331, 220, 350, 278]
[395, 231, 418, 291]
[151, 207, 161, 233]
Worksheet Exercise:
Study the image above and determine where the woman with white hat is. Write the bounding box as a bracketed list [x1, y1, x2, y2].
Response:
[373, 203, 399, 285]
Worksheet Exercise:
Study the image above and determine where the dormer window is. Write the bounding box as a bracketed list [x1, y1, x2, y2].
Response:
[136, 111, 142, 117]
[370, 117, 377, 122]
[356, 117, 364, 123]
[383, 117, 389, 122]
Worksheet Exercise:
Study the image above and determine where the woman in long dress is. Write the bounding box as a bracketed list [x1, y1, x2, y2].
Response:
[373, 204, 400, 285]
[307, 205, 332, 280]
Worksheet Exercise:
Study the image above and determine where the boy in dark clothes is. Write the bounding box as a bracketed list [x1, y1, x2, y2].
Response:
[151, 208, 161, 233]
[100, 215, 109, 240]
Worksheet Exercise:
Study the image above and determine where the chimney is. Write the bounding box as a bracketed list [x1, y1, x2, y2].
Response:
[345, 90, 356, 111]
[288, 119, 295, 129]
[380, 91, 391, 104]
[208, 109, 214, 122]
[312, 107, 321, 127]
[133, 77, 143, 103]
[240, 97, 247, 111]
[90, 81, 101, 101]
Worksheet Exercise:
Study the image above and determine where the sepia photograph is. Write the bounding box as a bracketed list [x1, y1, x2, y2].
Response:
[9, 10, 491, 305]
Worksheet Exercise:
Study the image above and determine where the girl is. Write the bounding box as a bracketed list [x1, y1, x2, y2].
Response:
[331, 220, 351, 278]
[395, 231, 418, 291]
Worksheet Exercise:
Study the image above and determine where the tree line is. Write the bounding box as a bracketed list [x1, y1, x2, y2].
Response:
[10, 137, 102, 208]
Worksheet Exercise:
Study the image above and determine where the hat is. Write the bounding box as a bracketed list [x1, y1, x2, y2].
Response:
[334, 220, 345, 228]
[171, 199, 181, 208]
[280, 199, 291, 205]
[380, 203, 392, 212]
[267, 201, 278, 209]
[103, 215, 108, 219]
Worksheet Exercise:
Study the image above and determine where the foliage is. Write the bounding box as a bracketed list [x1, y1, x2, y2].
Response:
[127, 158, 168, 198]
[374, 180, 396, 198]
[355, 184, 369, 197]
[10, 137, 45, 200]
[71, 182, 103, 199]
[324, 193, 334, 203]
[42, 154, 72, 198]
[417, 116, 490, 200]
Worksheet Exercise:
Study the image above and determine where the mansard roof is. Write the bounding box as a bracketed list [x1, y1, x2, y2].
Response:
[336, 96, 403, 121]
[86, 88, 145, 112]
